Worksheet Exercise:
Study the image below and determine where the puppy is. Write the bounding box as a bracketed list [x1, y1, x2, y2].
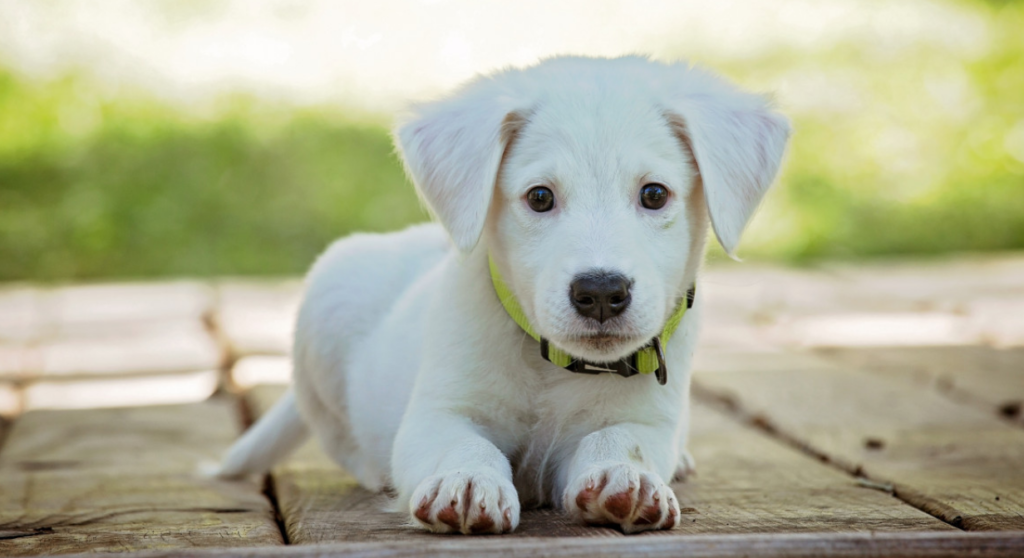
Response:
[218, 55, 789, 534]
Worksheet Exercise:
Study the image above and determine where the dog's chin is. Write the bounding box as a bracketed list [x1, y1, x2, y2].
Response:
[553, 333, 648, 364]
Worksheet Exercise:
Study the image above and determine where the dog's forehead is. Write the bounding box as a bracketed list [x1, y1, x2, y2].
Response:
[507, 92, 686, 189]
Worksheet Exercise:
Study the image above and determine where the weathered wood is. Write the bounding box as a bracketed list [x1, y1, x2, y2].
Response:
[816, 346, 1024, 424]
[247, 386, 583, 544]
[0, 381, 21, 417]
[214, 281, 301, 357]
[0, 286, 43, 343]
[0, 282, 222, 393]
[43, 282, 215, 338]
[966, 298, 1024, 348]
[61, 531, 1024, 558]
[693, 349, 842, 375]
[694, 363, 1024, 530]
[22, 369, 220, 411]
[248, 384, 949, 543]
[0, 397, 284, 556]
[700, 256, 1024, 351]
[0, 323, 225, 383]
[0, 282, 214, 344]
[821, 254, 1024, 311]
[231, 356, 291, 389]
[0, 343, 33, 382]
[676, 399, 953, 535]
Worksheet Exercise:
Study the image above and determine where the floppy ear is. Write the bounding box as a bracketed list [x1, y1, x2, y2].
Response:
[394, 79, 525, 252]
[666, 77, 790, 256]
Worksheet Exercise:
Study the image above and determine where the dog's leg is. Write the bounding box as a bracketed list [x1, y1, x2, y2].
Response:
[560, 423, 680, 533]
[393, 412, 520, 535]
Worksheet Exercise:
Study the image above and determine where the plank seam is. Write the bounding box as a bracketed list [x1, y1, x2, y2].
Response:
[263, 474, 292, 545]
[0, 413, 12, 455]
[690, 380, 969, 532]
[236, 389, 292, 545]
[202, 300, 239, 395]
[813, 348, 1024, 431]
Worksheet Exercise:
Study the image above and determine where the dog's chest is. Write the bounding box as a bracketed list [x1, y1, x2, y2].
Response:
[504, 367, 637, 504]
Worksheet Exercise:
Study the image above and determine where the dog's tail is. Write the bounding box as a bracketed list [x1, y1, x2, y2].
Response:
[216, 388, 310, 478]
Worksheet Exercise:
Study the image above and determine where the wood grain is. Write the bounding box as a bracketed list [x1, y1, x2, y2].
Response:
[815, 346, 1024, 424]
[22, 369, 220, 412]
[248, 384, 949, 543]
[676, 398, 952, 535]
[0, 323, 225, 383]
[0, 397, 284, 556]
[694, 361, 1024, 531]
[246, 386, 597, 544]
[60, 531, 1024, 558]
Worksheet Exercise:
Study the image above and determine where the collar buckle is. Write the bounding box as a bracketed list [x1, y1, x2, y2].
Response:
[651, 336, 668, 385]
[541, 338, 668, 383]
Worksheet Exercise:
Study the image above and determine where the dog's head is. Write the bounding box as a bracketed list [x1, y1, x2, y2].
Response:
[396, 56, 789, 363]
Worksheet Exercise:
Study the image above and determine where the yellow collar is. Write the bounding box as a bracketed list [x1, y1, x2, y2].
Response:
[488, 255, 694, 385]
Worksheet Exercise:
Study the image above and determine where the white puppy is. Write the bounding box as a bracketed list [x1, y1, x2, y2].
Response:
[218, 55, 789, 535]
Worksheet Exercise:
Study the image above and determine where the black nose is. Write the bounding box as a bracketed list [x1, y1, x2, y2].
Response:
[570, 271, 632, 323]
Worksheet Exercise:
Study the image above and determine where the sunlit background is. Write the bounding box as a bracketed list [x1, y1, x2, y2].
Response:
[2, 0, 1022, 281]
[0, 0, 1022, 415]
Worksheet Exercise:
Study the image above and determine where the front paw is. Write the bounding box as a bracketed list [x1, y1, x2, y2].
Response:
[410, 470, 520, 534]
[564, 464, 679, 533]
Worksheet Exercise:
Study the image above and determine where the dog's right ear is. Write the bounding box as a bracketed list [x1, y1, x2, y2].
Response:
[394, 80, 525, 252]
[660, 65, 790, 257]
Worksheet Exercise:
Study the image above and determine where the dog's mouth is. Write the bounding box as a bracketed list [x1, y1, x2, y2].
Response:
[562, 331, 646, 357]
[578, 333, 632, 346]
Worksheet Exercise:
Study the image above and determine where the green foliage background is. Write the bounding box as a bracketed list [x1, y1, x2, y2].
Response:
[1, 0, 1022, 282]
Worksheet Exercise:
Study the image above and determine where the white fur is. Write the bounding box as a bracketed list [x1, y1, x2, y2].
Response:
[218, 55, 789, 535]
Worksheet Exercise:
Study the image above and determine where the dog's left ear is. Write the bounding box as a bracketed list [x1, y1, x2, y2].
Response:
[394, 79, 525, 252]
[664, 72, 790, 256]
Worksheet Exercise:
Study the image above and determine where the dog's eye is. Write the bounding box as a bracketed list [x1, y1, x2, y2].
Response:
[639, 183, 668, 210]
[526, 186, 555, 212]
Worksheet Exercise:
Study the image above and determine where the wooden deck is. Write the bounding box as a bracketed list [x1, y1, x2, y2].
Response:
[1, 255, 1023, 557]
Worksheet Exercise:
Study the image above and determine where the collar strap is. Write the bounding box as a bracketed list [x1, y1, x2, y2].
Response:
[489, 255, 694, 385]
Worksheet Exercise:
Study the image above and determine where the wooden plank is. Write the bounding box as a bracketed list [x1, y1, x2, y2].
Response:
[772, 311, 979, 349]
[0, 398, 284, 556]
[821, 254, 1024, 312]
[966, 298, 1024, 348]
[694, 364, 1024, 530]
[0, 282, 222, 385]
[231, 356, 291, 390]
[0, 322, 225, 383]
[816, 346, 1024, 423]
[60, 531, 1024, 558]
[248, 384, 950, 543]
[0, 343, 34, 382]
[0, 285, 42, 343]
[693, 349, 842, 375]
[701, 256, 1024, 352]
[246, 386, 592, 544]
[0, 282, 214, 344]
[214, 281, 301, 358]
[22, 369, 220, 411]
[676, 399, 953, 534]
[0, 381, 23, 417]
[43, 282, 215, 338]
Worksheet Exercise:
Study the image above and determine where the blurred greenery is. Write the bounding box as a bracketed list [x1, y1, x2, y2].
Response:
[1, 0, 1022, 282]
[712, 0, 1024, 261]
[0, 75, 426, 281]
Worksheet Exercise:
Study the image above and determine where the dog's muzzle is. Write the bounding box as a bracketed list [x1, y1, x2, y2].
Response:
[489, 255, 694, 386]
